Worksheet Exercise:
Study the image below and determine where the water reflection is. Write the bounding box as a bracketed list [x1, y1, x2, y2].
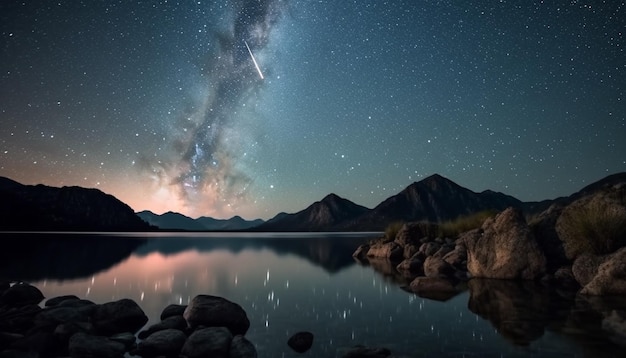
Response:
[1, 233, 625, 357]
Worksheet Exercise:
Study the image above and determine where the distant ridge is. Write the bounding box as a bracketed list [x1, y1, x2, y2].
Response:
[136, 210, 264, 231]
[252, 193, 370, 232]
[0, 177, 153, 231]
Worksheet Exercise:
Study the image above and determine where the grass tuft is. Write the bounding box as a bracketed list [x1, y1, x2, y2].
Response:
[438, 210, 497, 238]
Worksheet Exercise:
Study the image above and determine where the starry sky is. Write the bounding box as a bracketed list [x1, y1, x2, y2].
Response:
[1, 0, 624, 220]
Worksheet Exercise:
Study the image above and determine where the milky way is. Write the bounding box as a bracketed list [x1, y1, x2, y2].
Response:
[137, 0, 285, 216]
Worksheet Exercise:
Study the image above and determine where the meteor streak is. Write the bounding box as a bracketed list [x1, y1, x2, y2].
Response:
[244, 40, 264, 80]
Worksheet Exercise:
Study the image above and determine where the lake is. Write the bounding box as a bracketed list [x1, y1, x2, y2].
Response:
[1, 232, 625, 357]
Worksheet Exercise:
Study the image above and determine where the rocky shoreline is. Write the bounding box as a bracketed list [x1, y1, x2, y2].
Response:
[0, 282, 394, 358]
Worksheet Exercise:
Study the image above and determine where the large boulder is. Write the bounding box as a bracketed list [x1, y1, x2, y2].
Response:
[463, 207, 546, 280]
[180, 326, 232, 358]
[183, 295, 250, 335]
[581, 247, 626, 295]
[68, 332, 126, 358]
[135, 328, 187, 357]
[92, 299, 148, 335]
[0, 283, 44, 306]
[230, 335, 257, 358]
[366, 242, 403, 261]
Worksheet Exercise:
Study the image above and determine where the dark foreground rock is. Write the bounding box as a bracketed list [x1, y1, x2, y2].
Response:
[287, 331, 314, 353]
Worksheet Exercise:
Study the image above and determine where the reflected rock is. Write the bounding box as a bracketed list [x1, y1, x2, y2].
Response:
[602, 310, 626, 347]
[409, 277, 464, 302]
[362, 258, 412, 286]
[467, 279, 551, 346]
[339, 345, 391, 358]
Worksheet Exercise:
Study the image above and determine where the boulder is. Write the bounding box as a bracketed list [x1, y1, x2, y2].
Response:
[287, 331, 314, 353]
[417, 242, 441, 257]
[571, 253, 605, 286]
[581, 247, 626, 295]
[423, 256, 455, 278]
[396, 255, 424, 275]
[442, 246, 467, 269]
[366, 242, 403, 261]
[45, 295, 80, 307]
[180, 326, 232, 358]
[463, 208, 546, 280]
[0, 283, 44, 306]
[135, 328, 187, 357]
[393, 222, 439, 247]
[160, 304, 187, 320]
[352, 244, 370, 260]
[68, 332, 126, 358]
[183, 295, 250, 335]
[138, 315, 187, 339]
[92, 299, 148, 335]
[230, 335, 258, 358]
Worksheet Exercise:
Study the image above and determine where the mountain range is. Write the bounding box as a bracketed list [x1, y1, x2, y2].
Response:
[1, 172, 625, 232]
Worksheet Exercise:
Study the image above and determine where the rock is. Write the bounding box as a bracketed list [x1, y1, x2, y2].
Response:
[230, 335, 257, 358]
[341, 345, 391, 358]
[92, 299, 148, 335]
[352, 244, 370, 260]
[35, 306, 89, 328]
[0, 283, 44, 306]
[572, 253, 605, 286]
[109, 332, 137, 350]
[431, 245, 454, 259]
[138, 315, 187, 339]
[417, 242, 441, 257]
[393, 222, 439, 247]
[183, 295, 250, 335]
[287, 331, 314, 353]
[54, 321, 96, 343]
[442, 246, 467, 269]
[180, 326, 232, 358]
[135, 328, 187, 357]
[423, 256, 455, 278]
[160, 304, 187, 321]
[68, 332, 126, 358]
[602, 310, 626, 346]
[581, 247, 626, 295]
[0, 304, 42, 332]
[396, 255, 424, 275]
[463, 208, 546, 280]
[45, 295, 80, 307]
[366, 242, 403, 261]
[402, 244, 419, 260]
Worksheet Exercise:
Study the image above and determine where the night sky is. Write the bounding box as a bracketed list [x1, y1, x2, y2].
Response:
[1, 0, 624, 220]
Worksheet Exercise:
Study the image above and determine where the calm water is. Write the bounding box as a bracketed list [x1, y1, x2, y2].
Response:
[1, 232, 625, 358]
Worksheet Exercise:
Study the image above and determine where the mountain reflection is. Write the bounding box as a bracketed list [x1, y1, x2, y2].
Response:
[0, 232, 376, 281]
[0, 233, 145, 281]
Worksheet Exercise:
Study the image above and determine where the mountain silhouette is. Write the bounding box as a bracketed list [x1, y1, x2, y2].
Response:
[0, 177, 153, 231]
[137, 210, 263, 231]
[253, 193, 370, 231]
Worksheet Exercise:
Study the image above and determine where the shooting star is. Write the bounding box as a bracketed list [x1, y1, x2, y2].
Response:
[244, 40, 264, 80]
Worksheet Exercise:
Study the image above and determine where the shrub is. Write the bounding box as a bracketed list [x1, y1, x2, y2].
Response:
[558, 191, 626, 259]
[384, 221, 405, 241]
[438, 210, 497, 238]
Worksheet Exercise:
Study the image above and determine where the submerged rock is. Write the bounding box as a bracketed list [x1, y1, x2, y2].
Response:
[287, 331, 314, 353]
